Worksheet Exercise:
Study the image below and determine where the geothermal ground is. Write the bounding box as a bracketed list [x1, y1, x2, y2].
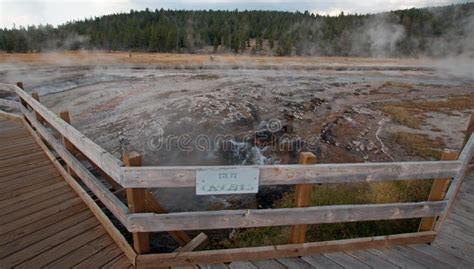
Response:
[1, 52, 473, 215]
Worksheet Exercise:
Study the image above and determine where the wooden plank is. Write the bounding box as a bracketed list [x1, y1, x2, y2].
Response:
[0, 196, 83, 236]
[124, 151, 150, 254]
[0, 166, 59, 188]
[198, 264, 229, 269]
[419, 150, 459, 232]
[0, 98, 19, 109]
[0, 171, 61, 195]
[323, 252, 371, 269]
[101, 254, 133, 269]
[135, 232, 436, 267]
[251, 259, 286, 269]
[276, 257, 314, 268]
[0, 151, 47, 168]
[22, 108, 129, 223]
[367, 248, 427, 269]
[0, 219, 99, 267]
[291, 152, 316, 244]
[72, 244, 124, 269]
[23, 119, 137, 265]
[43, 235, 115, 268]
[0, 159, 52, 177]
[14, 225, 106, 269]
[0, 190, 77, 225]
[127, 201, 447, 232]
[0, 175, 63, 200]
[346, 250, 399, 269]
[121, 160, 462, 188]
[0, 211, 93, 259]
[0, 110, 22, 121]
[390, 245, 456, 269]
[228, 261, 258, 269]
[0, 203, 87, 246]
[145, 190, 192, 246]
[16, 89, 123, 184]
[409, 244, 474, 268]
[435, 134, 474, 231]
[301, 255, 344, 269]
[0, 181, 68, 209]
[178, 233, 209, 252]
[462, 113, 474, 147]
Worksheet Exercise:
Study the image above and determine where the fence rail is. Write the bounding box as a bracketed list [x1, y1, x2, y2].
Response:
[2, 82, 473, 267]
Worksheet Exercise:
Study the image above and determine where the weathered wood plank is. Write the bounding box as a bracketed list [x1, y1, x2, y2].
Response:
[435, 134, 474, 231]
[16, 88, 123, 184]
[127, 201, 446, 232]
[121, 160, 462, 188]
[0, 203, 87, 246]
[419, 150, 458, 232]
[124, 152, 150, 254]
[43, 235, 115, 268]
[22, 108, 129, 223]
[276, 257, 314, 268]
[0, 98, 19, 109]
[390, 245, 456, 269]
[346, 250, 399, 269]
[23, 119, 137, 265]
[324, 252, 371, 269]
[145, 190, 192, 246]
[0, 110, 22, 121]
[301, 255, 344, 269]
[367, 248, 427, 269]
[250, 259, 286, 269]
[178, 233, 209, 252]
[72, 244, 124, 269]
[0, 214, 95, 260]
[291, 152, 316, 244]
[14, 225, 106, 269]
[0, 191, 76, 225]
[228, 261, 258, 269]
[135, 232, 436, 268]
[409, 244, 474, 268]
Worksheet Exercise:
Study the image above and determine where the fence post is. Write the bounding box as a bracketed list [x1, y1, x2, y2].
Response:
[123, 152, 150, 254]
[418, 149, 458, 232]
[290, 152, 316, 244]
[463, 113, 474, 148]
[16, 82, 27, 107]
[30, 91, 44, 124]
[58, 111, 80, 178]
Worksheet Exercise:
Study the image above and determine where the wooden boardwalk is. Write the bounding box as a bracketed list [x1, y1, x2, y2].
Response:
[211, 171, 474, 269]
[0, 115, 473, 268]
[0, 119, 132, 268]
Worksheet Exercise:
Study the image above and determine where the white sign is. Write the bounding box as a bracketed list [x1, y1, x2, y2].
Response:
[196, 167, 260, 195]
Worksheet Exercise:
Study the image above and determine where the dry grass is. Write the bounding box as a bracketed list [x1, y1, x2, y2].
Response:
[381, 105, 421, 128]
[0, 51, 426, 67]
[382, 81, 415, 90]
[217, 179, 432, 248]
[378, 94, 474, 129]
[391, 132, 446, 160]
[401, 94, 474, 112]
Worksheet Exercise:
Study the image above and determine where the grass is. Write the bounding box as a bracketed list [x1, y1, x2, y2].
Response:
[391, 132, 445, 160]
[381, 105, 421, 129]
[378, 94, 474, 129]
[382, 81, 415, 90]
[216, 179, 432, 248]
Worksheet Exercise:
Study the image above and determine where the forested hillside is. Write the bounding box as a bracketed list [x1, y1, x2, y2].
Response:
[1, 2, 473, 57]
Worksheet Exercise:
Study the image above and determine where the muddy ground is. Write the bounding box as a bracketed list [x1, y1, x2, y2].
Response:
[1, 52, 473, 215]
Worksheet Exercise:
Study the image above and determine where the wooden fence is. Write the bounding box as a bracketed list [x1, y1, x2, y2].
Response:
[1, 82, 473, 268]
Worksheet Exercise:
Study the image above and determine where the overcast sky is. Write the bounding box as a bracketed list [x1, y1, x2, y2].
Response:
[0, 0, 470, 29]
